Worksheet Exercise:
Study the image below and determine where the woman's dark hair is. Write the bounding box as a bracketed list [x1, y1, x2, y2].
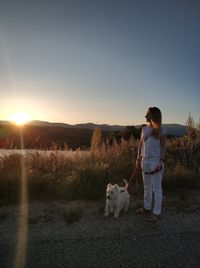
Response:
[148, 107, 162, 139]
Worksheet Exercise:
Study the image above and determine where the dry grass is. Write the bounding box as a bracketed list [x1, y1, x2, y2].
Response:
[0, 133, 199, 205]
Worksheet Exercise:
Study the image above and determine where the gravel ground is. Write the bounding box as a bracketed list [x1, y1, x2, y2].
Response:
[0, 194, 200, 268]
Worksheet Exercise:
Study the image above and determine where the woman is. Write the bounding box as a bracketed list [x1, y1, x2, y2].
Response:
[136, 107, 166, 222]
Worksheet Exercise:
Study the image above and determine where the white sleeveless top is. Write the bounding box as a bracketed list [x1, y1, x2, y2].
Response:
[141, 126, 166, 158]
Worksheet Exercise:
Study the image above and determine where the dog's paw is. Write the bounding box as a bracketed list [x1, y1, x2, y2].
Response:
[124, 206, 129, 212]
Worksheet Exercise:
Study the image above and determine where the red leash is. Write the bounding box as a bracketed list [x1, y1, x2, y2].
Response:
[127, 167, 139, 186]
[127, 163, 163, 187]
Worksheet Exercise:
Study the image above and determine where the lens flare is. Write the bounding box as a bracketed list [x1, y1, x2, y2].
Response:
[8, 111, 31, 126]
[14, 129, 28, 268]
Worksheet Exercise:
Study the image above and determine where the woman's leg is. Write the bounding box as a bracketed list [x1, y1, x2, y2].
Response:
[152, 170, 163, 215]
[142, 172, 152, 210]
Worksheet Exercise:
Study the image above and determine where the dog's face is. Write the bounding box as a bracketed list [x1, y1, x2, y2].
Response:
[106, 183, 120, 201]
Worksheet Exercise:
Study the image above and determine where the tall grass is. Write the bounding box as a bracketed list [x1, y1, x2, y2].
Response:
[0, 134, 199, 205]
[163, 134, 200, 191]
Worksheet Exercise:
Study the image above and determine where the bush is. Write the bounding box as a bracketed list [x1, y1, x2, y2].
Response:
[163, 164, 200, 191]
[66, 165, 109, 200]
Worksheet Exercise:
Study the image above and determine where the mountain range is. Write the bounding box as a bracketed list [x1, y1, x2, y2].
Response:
[0, 120, 187, 136]
[26, 120, 187, 136]
[0, 120, 187, 149]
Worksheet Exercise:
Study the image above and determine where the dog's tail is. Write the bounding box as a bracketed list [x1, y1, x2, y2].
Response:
[123, 179, 129, 190]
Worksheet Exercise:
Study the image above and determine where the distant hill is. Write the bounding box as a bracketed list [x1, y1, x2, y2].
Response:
[28, 120, 125, 132]
[0, 120, 187, 149]
[162, 124, 187, 137]
[27, 120, 187, 135]
[0, 123, 94, 149]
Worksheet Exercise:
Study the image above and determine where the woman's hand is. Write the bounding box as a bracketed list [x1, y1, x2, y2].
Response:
[155, 160, 164, 171]
[136, 158, 141, 170]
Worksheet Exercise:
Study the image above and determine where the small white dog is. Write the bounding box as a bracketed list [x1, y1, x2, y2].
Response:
[104, 179, 130, 218]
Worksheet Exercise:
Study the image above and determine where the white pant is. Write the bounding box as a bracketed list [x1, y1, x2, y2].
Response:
[141, 158, 164, 215]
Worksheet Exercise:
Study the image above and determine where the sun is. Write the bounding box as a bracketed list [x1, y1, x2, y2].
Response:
[8, 111, 32, 126]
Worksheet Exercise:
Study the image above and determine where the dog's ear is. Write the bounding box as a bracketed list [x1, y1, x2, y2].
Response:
[107, 183, 112, 189]
[114, 184, 119, 189]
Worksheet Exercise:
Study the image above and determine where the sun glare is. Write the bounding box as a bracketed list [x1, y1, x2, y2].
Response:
[8, 112, 31, 126]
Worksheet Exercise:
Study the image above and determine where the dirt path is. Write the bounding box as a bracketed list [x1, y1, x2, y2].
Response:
[0, 191, 199, 267]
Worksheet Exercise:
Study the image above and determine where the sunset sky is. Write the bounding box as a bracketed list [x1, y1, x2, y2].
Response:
[0, 0, 199, 126]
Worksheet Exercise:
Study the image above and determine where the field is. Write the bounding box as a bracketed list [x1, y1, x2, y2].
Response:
[0, 133, 200, 206]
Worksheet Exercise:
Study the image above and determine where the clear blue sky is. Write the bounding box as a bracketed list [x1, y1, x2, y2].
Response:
[0, 0, 199, 126]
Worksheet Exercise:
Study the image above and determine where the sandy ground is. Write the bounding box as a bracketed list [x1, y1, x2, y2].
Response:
[0, 190, 199, 240]
[0, 191, 199, 267]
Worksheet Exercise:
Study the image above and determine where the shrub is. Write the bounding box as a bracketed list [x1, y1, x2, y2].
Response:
[163, 164, 199, 191]
[65, 164, 109, 200]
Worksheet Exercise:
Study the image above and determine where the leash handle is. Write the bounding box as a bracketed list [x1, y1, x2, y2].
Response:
[144, 165, 163, 175]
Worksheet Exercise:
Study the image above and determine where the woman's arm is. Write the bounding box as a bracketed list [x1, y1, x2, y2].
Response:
[136, 129, 144, 169]
[160, 134, 166, 161]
